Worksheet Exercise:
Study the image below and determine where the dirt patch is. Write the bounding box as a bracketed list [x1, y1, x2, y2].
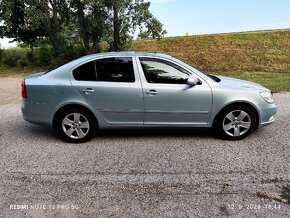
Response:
[0, 77, 23, 105]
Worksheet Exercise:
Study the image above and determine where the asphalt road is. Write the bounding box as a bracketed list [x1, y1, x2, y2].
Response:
[0, 77, 290, 217]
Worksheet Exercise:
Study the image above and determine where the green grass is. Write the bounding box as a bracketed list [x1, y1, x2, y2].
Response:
[0, 67, 47, 78]
[132, 29, 290, 73]
[281, 184, 290, 204]
[214, 71, 290, 93]
[131, 30, 290, 92]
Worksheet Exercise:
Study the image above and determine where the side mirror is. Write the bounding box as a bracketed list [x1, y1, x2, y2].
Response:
[187, 75, 200, 86]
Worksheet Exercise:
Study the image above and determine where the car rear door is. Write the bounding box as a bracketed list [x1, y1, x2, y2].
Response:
[137, 57, 212, 126]
[70, 56, 144, 126]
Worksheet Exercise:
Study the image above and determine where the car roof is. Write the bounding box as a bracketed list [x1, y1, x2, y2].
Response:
[80, 52, 174, 60]
[46, 52, 175, 77]
[46, 51, 211, 82]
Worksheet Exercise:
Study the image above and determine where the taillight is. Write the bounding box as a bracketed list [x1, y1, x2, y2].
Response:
[21, 79, 27, 98]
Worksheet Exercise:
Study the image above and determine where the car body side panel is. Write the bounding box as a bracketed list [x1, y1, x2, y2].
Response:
[21, 52, 277, 132]
[69, 56, 144, 126]
[135, 56, 213, 126]
[207, 83, 277, 127]
[21, 73, 72, 126]
[140, 83, 213, 126]
[22, 78, 110, 128]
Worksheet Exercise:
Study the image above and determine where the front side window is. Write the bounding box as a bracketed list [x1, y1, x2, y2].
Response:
[73, 57, 135, 82]
[139, 57, 190, 84]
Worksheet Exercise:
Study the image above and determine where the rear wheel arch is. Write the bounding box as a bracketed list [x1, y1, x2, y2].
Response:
[53, 104, 99, 130]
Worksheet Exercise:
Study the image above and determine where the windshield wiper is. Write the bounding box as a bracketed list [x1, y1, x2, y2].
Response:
[207, 74, 221, 82]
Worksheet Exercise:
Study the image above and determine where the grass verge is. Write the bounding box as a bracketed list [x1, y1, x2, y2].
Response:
[0, 67, 47, 78]
[214, 71, 290, 93]
[282, 185, 290, 204]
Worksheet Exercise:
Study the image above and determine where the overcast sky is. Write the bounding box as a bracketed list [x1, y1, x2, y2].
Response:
[1, 0, 290, 48]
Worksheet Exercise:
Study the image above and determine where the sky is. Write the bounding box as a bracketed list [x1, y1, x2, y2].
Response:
[149, 0, 290, 36]
[1, 0, 290, 48]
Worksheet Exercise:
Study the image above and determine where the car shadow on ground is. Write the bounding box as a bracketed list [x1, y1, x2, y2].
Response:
[22, 123, 59, 138]
[97, 128, 214, 139]
[23, 122, 216, 141]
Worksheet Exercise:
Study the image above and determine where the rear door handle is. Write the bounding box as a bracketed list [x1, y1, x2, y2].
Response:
[82, 88, 95, 94]
[145, 89, 158, 95]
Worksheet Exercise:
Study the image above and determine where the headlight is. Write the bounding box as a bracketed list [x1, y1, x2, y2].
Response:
[259, 91, 274, 104]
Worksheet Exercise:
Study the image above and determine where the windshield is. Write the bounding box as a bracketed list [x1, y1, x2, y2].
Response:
[169, 56, 220, 82]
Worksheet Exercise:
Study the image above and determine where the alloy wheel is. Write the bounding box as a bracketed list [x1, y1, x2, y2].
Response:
[222, 110, 252, 137]
[62, 113, 90, 139]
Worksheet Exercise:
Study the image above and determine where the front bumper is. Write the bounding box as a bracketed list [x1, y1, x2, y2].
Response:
[258, 102, 277, 128]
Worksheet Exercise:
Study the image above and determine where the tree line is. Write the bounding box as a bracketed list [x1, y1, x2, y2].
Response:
[0, 0, 166, 65]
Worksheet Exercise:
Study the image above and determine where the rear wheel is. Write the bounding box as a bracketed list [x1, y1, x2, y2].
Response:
[57, 108, 97, 143]
[214, 105, 257, 140]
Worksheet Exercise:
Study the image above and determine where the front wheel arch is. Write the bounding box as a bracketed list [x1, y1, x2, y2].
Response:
[213, 102, 260, 131]
[212, 102, 259, 140]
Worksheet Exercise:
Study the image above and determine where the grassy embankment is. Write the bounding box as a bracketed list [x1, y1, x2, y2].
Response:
[132, 30, 290, 92]
[0, 66, 46, 77]
[1, 29, 290, 92]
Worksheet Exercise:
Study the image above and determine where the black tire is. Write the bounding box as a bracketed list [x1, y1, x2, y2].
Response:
[56, 108, 97, 143]
[213, 104, 257, 140]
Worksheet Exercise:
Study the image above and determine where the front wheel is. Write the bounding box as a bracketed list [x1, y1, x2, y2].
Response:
[214, 105, 257, 140]
[57, 108, 97, 143]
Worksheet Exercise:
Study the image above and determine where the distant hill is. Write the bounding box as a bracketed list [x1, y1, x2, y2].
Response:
[131, 29, 290, 73]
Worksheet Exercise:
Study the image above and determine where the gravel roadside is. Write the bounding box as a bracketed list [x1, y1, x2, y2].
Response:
[0, 77, 289, 217]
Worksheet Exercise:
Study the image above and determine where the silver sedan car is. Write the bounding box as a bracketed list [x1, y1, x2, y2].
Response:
[21, 52, 277, 143]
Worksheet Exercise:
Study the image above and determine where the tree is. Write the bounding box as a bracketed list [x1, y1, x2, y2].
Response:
[70, 0, 108, 54]
[142, 17, 167, 40]
[108, 0, 167, 51]
[112, 0, 122, 51]
[0, 0, 166, 57]
[138, 31, 151, 40]
[0, 0, 71, 54]
[138, 17, 167, 40]
[0, 0, 46, 50]
[36, 0, 70, 55]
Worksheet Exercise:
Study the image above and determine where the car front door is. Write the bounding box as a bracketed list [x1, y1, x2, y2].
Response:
[70, 56, 144, 126]
[137, 57, 212, 126]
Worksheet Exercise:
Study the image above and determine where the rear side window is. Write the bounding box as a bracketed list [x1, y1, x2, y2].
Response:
[73, 57, 135, 82]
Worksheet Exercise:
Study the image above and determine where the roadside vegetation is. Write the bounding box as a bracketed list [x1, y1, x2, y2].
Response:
[131, 29, 290, 92]
[256, 178, 290, 204]
[0, 66, 46, 78]
[1, 1, 290, 92]
[213, 71, 290, 93]
[0, 0, 166, 69]
[282, 184, 290, 204]
[1, 29, 290, 92]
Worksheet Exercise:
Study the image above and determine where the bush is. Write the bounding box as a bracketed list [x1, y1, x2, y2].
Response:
[0, 48, 3, 63]
[282, 184, 290, 204]
[2, 49, 29, 67]
[35, 47, 53, 67]
[47, 45, 85, 69]
[0, 46, 86, 69]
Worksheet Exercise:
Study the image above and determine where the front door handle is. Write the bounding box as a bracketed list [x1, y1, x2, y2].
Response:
[145, 89, 158, 95]
[82, 88, 95, 94]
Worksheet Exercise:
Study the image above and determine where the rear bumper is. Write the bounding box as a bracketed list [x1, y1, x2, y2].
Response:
[21, 100, 54, 126]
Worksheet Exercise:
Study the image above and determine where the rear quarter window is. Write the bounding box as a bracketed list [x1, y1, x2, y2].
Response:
[73, 57, 135, 82]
